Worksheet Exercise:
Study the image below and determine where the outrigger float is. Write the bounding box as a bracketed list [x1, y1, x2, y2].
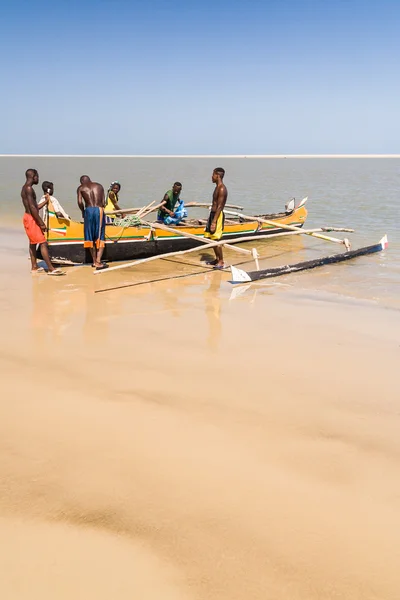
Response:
[43, 197, 309, 264]
[230, 235, 389, 284]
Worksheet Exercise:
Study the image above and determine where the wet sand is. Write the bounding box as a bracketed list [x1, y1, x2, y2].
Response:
[1, 227, 400, 599]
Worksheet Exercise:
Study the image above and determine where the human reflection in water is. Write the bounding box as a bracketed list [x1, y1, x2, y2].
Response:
[30, 274, 84, 345]
[30, 267, 120, 347]
[151, 280, 183, 319]
[83, 276, 125, 346]
[202, 272, 223, 352]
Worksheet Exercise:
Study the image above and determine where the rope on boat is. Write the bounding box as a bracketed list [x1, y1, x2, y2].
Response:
[105, 214, 143, 243]
[113, 215, 142, 227]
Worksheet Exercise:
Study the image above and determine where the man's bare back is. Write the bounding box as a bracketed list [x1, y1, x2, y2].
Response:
[79, 182, 104, 207]
[78, 181, 104, 208]
[77, 176, 105, 217]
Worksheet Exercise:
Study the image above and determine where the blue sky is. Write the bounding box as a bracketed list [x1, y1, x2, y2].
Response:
[1, 0, 399, 154]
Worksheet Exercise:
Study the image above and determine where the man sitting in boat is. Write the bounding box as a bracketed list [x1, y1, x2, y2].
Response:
[157, 182, 187, 225]
[39, 181, 70, 221]
[105, 181, 123, 224]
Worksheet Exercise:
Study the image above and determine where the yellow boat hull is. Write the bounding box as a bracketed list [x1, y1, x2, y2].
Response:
[44, 201, 308, 264]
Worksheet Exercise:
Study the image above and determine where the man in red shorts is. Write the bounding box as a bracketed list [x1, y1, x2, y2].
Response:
[21, 169, 64, 275]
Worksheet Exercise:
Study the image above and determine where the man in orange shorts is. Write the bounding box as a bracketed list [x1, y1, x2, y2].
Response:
[21, 169, 64, 275]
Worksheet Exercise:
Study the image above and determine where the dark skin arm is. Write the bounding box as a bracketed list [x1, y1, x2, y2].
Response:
[77, 186, 85, 217]
[37, 193, 50, 210]
[38, 194, 63, 218]
[108, 191, 122, 212]
[160, 193, 175, 217]
[210, 185, 227, 234]
[27, 187, 46, 231]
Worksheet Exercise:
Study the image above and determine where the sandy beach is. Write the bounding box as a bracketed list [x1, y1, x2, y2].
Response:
[1, 226, 400, 599]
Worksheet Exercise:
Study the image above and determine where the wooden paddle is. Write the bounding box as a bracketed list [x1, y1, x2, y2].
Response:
[141, 220, 252, 256]
[136, 200, 156, 217]
[224, 209, 351, 249]
[184, 202, 244, 210]
[93, 227, 347, 275]
[105, 201, 166, 218]
[139, 202, 166, 218]
[105, 201, 244, 215]
[105, 206, 141, 215]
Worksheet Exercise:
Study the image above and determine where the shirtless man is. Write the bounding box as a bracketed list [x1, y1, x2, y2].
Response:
[204, 167, 228, 269]
[77, 175, 108, 269]
[21, 169, 62, 275]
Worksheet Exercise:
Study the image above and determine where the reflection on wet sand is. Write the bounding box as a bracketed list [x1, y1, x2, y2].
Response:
[203, 273, 223, 351]
[3, 235, 400, 600]
[29, 254, 278, 355]
[29, 261, 225, 349]
[29, 267, 114, 345]
[153, 280, 187, 320]
[229, 283, 260, 305]
[82, 278, 123, 346]
[30, 275, 84, 343]
[28, 251, 293, 357]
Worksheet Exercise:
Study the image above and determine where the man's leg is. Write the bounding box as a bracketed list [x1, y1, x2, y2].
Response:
[90, 209, 106, 268]
[39, 242, 55, 272]
[91, 246, 104, 268]
[214, 245, 224, 267]
[89, 247, 97, 265]
[207, 242, 223, 266]
[96, 246, 104, 264]
[97, 211, 106, 265]
[29, 244, 38, 270]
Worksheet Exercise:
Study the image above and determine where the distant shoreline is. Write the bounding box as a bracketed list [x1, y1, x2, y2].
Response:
[1, 154, 400, 159]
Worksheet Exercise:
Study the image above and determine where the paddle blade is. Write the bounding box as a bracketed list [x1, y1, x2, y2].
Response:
[285, 198, 295, 213]
[230, 265, 252, 283]
[379, 234, 388, 249]
[297, 196, 308, 208]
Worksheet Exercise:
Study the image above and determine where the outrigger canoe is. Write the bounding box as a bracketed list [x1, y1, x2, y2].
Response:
[230, 235, 388, 283]
[43, 198, 308, 264]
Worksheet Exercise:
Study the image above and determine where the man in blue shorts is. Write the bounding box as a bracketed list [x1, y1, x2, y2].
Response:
[77, 175, 108, 269]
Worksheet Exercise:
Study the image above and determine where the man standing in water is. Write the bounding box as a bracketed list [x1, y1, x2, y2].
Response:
[204, 167, 227, 269]
[21, 169, 64, 275]
[77, 176, 108, 270]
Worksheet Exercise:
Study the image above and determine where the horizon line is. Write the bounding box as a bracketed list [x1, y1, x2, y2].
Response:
[1, 154, 400, 159]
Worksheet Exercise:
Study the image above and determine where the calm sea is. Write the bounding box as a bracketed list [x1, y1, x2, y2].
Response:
[0, 157, 399, 308]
